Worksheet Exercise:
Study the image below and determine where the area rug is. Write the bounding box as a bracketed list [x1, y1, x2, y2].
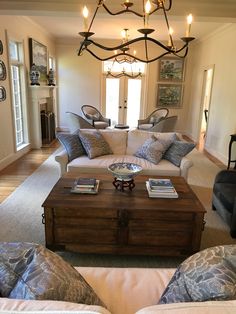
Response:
[0, 148, 235, 267]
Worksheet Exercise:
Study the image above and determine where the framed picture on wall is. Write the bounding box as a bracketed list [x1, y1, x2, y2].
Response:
[0, 86, 6, 102]
[156, 83, 183, 108]
[29, 38, 47, 82]
[0, 60, 6, 80]
[159, 57, 184, 81]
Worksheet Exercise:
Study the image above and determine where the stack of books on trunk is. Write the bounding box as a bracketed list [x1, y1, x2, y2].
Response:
[146, 178, 178, 198]
[71, 177, 99, 194]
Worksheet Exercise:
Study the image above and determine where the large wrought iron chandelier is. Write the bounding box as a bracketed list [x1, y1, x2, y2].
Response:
[78, 0, 195, 63]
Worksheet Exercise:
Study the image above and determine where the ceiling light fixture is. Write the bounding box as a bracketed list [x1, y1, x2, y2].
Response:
[106, 29, 143, 79]
[78, 0, 195, 63]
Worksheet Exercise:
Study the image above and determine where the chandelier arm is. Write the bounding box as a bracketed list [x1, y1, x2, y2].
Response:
[102, 3, 143, 17]
[81, 36, 179, 53]
[87, 4, 100, 32]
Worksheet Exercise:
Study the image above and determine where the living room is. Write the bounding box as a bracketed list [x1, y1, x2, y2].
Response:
[0, 1, 236, 313]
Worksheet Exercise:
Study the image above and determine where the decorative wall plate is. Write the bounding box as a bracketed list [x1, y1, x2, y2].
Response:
[0, 86, 6, 102]
[0, 60, 6, 80]
[0, 40, 3, 55]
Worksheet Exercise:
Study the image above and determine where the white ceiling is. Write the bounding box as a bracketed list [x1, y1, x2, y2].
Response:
[1, 0, 236, 41]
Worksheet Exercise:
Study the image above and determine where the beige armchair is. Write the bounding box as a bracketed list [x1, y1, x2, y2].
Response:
[138, 108, 169, 130]
[81, 105, 111, 129]
[66, 111, 95, 133]
[148, 115, 178, 132]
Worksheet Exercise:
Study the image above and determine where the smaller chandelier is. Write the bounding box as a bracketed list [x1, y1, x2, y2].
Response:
[78, 0, 195, 63]
[106, 29, 143, 79]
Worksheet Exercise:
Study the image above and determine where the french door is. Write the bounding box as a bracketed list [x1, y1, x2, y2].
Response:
[104, 77, 143, 127]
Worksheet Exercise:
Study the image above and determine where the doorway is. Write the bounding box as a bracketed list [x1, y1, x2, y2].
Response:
[104, 76, 143, 127]
[198, 66, 214, 151]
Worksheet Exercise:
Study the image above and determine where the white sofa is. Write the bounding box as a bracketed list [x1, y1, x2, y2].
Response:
[55, 129, 193, 180]
[0, 267, 235, 314]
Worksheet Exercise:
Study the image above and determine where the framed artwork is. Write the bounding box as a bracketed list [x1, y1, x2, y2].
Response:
[0, 86, 6, 102]
[159, 57, 184, 81]
[29, 38, 47, 81]
[157, 83, 183, 108]
[0, 40, 3, 55]
[0, 60, 6, 80]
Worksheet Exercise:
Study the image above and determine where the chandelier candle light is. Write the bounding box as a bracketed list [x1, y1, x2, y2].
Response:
[78, 0, 195, 63]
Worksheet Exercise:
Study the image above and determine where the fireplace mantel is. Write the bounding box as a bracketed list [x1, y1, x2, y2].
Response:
[28, 85, 58, 148]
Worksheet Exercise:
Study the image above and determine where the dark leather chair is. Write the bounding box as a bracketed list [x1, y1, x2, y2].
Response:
[212, 169, 236, 237]
[81, 105, 111, 129]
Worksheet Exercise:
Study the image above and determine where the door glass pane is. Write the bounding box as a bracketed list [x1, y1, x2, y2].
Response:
[126, 79, 142, 127]
[105, 78, 119, 126]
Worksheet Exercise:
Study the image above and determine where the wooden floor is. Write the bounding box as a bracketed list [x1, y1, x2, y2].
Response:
[0, 138, 225, 204]
[0, 141, 59, 203]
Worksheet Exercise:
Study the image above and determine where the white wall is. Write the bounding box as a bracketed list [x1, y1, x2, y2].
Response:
[56, 42, 101, 130]
[0, 16, 56, 170]
[185, 24, 236, 164]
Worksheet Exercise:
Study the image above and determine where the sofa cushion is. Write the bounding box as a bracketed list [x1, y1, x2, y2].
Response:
[99, 129, 128, 155]
[213, 183, 236, 213]
[158, 245, 236, 304]
[57, 132, 85, 162]
[78, 129, 113, 159]
[136, 301, 236, 314]
[134, 136, 172, 165]
[164, 140, 195, 166]
[0, 242, 105, 306]
[0, 298, 110, 314]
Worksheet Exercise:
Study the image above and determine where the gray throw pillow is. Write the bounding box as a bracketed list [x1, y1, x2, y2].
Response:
[78, 130, 113, 159]
[0, 242, 105, 307]
[57, 132, 86, 161]
[164, 140, 195, 166]
[159, 245, 236, 304]
[135, 135, 172, 165]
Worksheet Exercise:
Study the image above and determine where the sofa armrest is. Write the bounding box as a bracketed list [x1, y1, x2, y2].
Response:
[55, 150, 69, 177]
[179, 157, 193, 181]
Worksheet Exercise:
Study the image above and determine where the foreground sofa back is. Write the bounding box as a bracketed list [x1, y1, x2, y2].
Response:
[1, 267, 236, 314]
[55, 129, 193, 180]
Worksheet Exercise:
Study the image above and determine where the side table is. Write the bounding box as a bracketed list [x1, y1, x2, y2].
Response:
[227, 134, 236, 169]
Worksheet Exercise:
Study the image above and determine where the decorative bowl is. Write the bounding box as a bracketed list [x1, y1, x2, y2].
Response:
[108, 162, 143, 181]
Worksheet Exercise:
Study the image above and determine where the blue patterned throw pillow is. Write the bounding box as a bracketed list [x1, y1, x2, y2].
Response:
[164, 140, 195, 166]
[78, 129, 113, 159]
[135, 135, 173, 165]
[0, 242, 105, 306]
[159, 245, 236, 304]
[57, 131, 86, 161]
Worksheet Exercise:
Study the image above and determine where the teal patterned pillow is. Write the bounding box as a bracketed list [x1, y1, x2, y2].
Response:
[78, 130, 113, 159]
[159, 245, 236, 304]
[135, 135, 173, 165]
[164, 140, 195, 166]
[57, 132, 86, 161]
[0, 242, 105, 307]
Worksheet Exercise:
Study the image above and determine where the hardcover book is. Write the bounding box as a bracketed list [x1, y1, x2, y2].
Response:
[71, 180, 100, 194]
[76, 177, 96, 188]
[146, 181, 178, 198]
[149, 178, 174, 190]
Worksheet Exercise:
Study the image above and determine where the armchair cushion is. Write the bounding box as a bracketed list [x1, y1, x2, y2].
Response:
[78, 129, 113, 159]
[57, 132, 86, 162]
[149, 116, 163, 124]
[213, 183, 236, 213]
[164, 141, 195, 166]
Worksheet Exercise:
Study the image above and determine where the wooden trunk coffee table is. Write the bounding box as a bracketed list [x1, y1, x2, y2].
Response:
[42, 173, 206, 257]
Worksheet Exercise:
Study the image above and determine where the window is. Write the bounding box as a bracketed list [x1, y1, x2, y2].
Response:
[9, 40, 28, 149]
